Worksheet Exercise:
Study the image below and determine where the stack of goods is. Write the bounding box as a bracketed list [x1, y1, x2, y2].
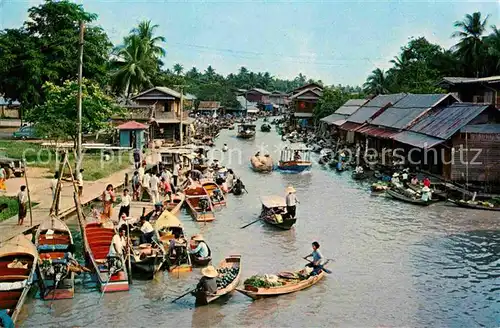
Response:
[216, 267, 239, 289]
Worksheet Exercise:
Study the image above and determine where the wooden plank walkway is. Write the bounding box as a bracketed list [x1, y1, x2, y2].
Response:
[0, 166, 133, 243]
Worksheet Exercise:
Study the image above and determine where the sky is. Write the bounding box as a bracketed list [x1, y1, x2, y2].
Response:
[1, 0, 499, 86]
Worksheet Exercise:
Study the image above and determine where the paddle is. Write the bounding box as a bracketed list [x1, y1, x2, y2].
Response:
[240, 218, 260, 229]
[171, 288, 196, 303]
[303, 257, 332, 274]
[98, 266, 117, 302]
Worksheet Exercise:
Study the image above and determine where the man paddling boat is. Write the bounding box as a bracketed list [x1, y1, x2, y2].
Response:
[196, 265, 218, 295]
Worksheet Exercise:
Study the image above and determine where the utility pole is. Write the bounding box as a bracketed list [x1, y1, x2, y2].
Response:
[76, 21, 85, 171]
[179, 87, 184, 146]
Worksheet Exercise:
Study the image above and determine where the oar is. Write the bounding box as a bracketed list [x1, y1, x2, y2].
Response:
[240, 218, 260, 229]
[303, 257, 332, 274]
[171, 288, 196, 303]
[98, 267, 116, 302]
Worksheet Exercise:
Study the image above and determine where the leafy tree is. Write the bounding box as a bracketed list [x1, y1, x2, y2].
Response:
[314, 87, 351, 119]
[173, 63, 184, 75]
[0, 0, 112, 108]
[27, 79, 122, 143]
[452, 12, 489, 77]
[128, 20, 166, 57]
[363, 68, 389, 95]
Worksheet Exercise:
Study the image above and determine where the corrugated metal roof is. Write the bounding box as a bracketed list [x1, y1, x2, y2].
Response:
[116, 121, 148, 130]
[132, 86, 181, 100]
[320, 113, 347, 124]
[393, 131, 445, 148]
[356, 125, 398, 139]
[460, 124, 500, 134]
[249, 88, 271, 95]
[346, 93, 407, 124]
[441, 76, 500, 85]
[410, 102, 491, 139]
[335, 98, 368, 116]
[339, 122, 362, 131]
[332, 119, 347, 126]
[370, 94, 451, 129]
[290, 88, 322, 100]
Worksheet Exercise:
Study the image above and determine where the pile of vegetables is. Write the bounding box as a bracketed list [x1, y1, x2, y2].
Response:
[371, 182, 389, 191]
[243, 275, 283, 288]
[216, 267, 239, 289]
[458, 199, 497, 208]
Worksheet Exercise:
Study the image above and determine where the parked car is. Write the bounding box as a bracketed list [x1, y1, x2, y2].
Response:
[12, 125, 39, 139]
[0, 157, 25, 178]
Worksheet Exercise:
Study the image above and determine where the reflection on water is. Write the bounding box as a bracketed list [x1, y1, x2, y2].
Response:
[18, 120, 500, 327]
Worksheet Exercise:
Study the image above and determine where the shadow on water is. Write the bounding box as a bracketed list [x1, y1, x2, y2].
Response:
[411, 230, 500, 327]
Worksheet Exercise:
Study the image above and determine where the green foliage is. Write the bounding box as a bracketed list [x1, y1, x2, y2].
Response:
[0, 196, 38, 222]
[314, 87, 352, 119]
[111, 20, 165, 97]
[364, 68, 390, 95]
[0, 0, 112, 108]
[27, 79, 123, 142]
[243, 275, 282, 288]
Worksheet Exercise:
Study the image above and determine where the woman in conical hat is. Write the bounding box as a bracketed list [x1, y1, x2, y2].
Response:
[285, 186, 296, 193]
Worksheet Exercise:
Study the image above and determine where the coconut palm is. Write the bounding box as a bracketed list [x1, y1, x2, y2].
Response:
[129, 20, 166, 58]
[452, 12, 489, 76]
[363, 68, 389, 95]
[485, 26, 500, 72]
[111, 35, 153, 97]
[173, 63, 184, 75]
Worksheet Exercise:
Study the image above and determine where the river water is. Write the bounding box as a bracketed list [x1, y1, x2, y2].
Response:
[19, 119, 500, 327]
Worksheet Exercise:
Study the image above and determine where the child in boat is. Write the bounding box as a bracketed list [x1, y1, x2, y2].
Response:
[304, 241, 324, 276]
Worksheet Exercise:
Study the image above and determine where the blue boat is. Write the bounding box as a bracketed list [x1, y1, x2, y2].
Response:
[278, 147, 312, 173]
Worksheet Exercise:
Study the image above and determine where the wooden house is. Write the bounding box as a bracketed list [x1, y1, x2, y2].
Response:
[439, 76, 500, 107]
[289, 88, 323, 127]
[197, 101, 221, 116]
[0, 97, 21, 119]
[124, 87, 193, 143]
[245, 88, 271, 103]
[290, 82, 323, 96]
[117, 121, 148, 149]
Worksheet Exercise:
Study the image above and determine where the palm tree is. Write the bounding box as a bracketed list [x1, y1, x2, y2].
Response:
[485, 26, 500, 72]
[112, 35, 153, 97]
[204, 65, 216, 80]
[129, 20, 166, 58]
[173, 63, 184, 75]
[363, 68, 389, 95]
[452, 12, 489, 76]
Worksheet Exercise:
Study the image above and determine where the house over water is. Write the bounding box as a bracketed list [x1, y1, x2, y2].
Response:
[439, 76, 500, 107]
[289, 83, 324, 128]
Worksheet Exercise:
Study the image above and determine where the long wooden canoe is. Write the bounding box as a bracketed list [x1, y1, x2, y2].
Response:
[185, 185, 215, 222]
[448, 199, 500, 211]
[201, 180, 226, 207]
[237, 270, 325, 300]
[35, 217, 75, 300]
[386, 189, 435, 206]
[260, 196, 297, 230]
[83, 222, 129, 293]
[195, 255, 241, 305]
[165, 192, 185, 215]
[0, 235, 38, 324]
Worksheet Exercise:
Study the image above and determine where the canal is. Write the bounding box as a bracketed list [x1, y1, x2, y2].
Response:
[20, 119, 500, 327]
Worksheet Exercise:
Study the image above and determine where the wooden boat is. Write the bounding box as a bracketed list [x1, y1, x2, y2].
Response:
[194, 255, 241, 305]
[83, 222, 129, 293]
[184, 185, 216, 222]
[164, 192, 185, 215]
[260, 123, 271, 132]
[351, 171, 367, 180]
[386, 189, 436, 206]
[35, 217, 74, 300]
[278, 148, 312, 173]
[448, 199, 500, 211]
[237, 124, 256, 139]
[0, 235, 37, 325]
[259, 196, 297, 230]
[201, 180, 226, 207]
[237, 269, 325, 300]
[154, 210, 192, 273]
[189, 237, 212, 267]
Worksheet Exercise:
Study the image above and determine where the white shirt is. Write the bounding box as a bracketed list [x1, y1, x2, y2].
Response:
[173, 164, 180, 176]
[149, 175, 159, 191]
[161, 170, 172, 182]
[18, 191, 27, 204]
[286, 193, 298, 206]
[142, 173, 151, 188]
[138, 167, 145, 181]
[108, 234, 124, 257]
[120, 194, 131, 207]
[76, 172, 83, 186]
[50, 178, 58, 191]
[141, 221, 154, 234]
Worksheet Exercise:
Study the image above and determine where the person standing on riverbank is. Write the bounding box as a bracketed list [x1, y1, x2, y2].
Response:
[172, 162, 181, 188]
[133, 148, 141, 169]
[285, 186, 299, 218]
[76, 169, 84, 197]
[102, 184, 115, 219]
[0, 167, 6, 192]
[149, 173, 160, 204]
[17, 185, 27, 225]
[118, 189, 131, 219]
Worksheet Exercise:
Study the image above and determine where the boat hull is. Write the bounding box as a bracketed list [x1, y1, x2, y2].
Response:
[131, 255, 165, 279]
[448, 199, 500, 211]
[237, 270, 325, 300]
[278, 161, 312, 173]
[386, 189, 433, 206]
[185, 185, 216, 222]
[261, 215, 297, 230]
[190, 254, 212, 267]
[237, 133, 255, 139]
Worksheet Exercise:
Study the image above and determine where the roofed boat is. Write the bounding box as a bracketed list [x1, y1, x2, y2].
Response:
[278, 147, 312, 173]
[259, 196, 296, 230]
[237, 124, 256, 139]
